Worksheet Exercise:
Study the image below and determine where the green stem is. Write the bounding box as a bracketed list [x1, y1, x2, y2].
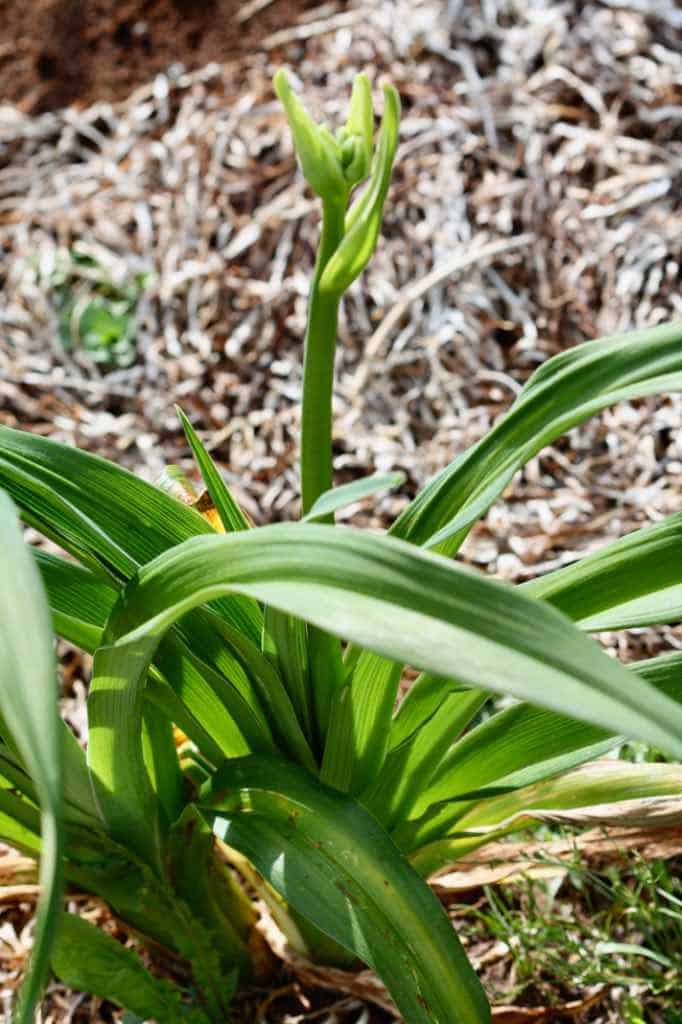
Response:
[300, 198, 346, 514]
[298, 198, 348, 750]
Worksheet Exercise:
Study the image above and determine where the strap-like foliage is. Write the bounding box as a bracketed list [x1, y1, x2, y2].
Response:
[0, 493, 63, 1023]
[101, 525, 682, 761]
[202, 754, 490, 1024]
[396, 652, 682, 863]
[0, 424, 262, 641]
[304, 471, 405, 522]
[523, 510, 682, 630]
[393, 320, 682, 552]
[411, 761, 682, 876]
[6, 67, 682, 1024]
[176, 406, 252, 533]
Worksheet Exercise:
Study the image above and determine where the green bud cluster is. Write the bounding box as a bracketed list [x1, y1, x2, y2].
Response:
[274, 70, 401, 297]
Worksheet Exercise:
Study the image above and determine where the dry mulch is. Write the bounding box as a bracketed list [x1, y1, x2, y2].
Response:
[2, 0, 682, 1020]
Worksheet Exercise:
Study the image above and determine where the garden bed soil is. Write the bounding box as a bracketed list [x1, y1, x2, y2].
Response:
[0, 0, 319, 113]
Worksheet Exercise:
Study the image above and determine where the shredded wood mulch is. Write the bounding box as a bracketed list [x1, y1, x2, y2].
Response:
[2, 0, 682, 1020]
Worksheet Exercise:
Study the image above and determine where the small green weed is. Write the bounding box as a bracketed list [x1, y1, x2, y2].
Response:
[45, 247, 150, 367]
[463, 850, 682, 1016]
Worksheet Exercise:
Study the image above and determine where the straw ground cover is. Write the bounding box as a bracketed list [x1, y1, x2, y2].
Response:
[2, 1, 682, 1020]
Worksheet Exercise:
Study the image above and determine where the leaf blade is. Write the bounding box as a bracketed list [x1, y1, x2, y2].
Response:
[176, 406, 252, 533]
[411, 760, 682, 876]
[51, 913, 204, 1023]
[304, 471, 406, 522]
[107, 523, 682, 764]
[399, 651, 682, 859]
[522, 511, 682, 631]
[0, 425, 262, 642]
[391, 320, 682, 552]
[0, 492, 64, 1024]
[202, 754, 490, 1024]
[321, 651, 402, 793]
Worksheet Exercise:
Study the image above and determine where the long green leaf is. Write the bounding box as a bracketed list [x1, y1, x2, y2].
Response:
[389, 674, 483, 751]
[391, 320, 682, 552]
[142, 704, 184, 826]
[262, 608, 315, 743]
[523, 511, 682, 631]
[362, 685, 488, 828]
[321, 651, 402, 793]
[0, 430, 209, 574]
[176, 406, 252, 533]
[398, 651, 682, 852]
[304, 471, 406, 522]
[208, 611, 316, 770]
[100, 524, 682, 766]
[0, 493, 63, 1023]
[35, 549, 272, 762]
[88, 642, 166, 868]
[0, 727, 95, 827]
[152, 636, 258, 759]
[411, 761, 682, 877]
[33, 549, 116, 650]
[202, 754, 489, 1024]
[90, 631, 276, 869]
[85, 522, 682, 886]
[219, 342, 324, 752]
[40, 544, 306, 767]
[177, 409, 314, 755]
[396, 707, 617, 853]
[0, 786, 42, 857]
[0, 425, 261, 642]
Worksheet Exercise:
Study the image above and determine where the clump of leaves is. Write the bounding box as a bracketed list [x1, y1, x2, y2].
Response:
[46, 246, 150, 367]
[2, 72, 682, 1024]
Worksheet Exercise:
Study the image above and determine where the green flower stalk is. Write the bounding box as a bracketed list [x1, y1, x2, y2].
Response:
[274, 70, 401, 513]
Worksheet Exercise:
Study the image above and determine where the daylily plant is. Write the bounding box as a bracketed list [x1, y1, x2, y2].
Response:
[2, 72, 682, 1024]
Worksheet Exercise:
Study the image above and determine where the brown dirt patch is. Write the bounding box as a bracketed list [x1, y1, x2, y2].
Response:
[0, 0, 320, 113]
